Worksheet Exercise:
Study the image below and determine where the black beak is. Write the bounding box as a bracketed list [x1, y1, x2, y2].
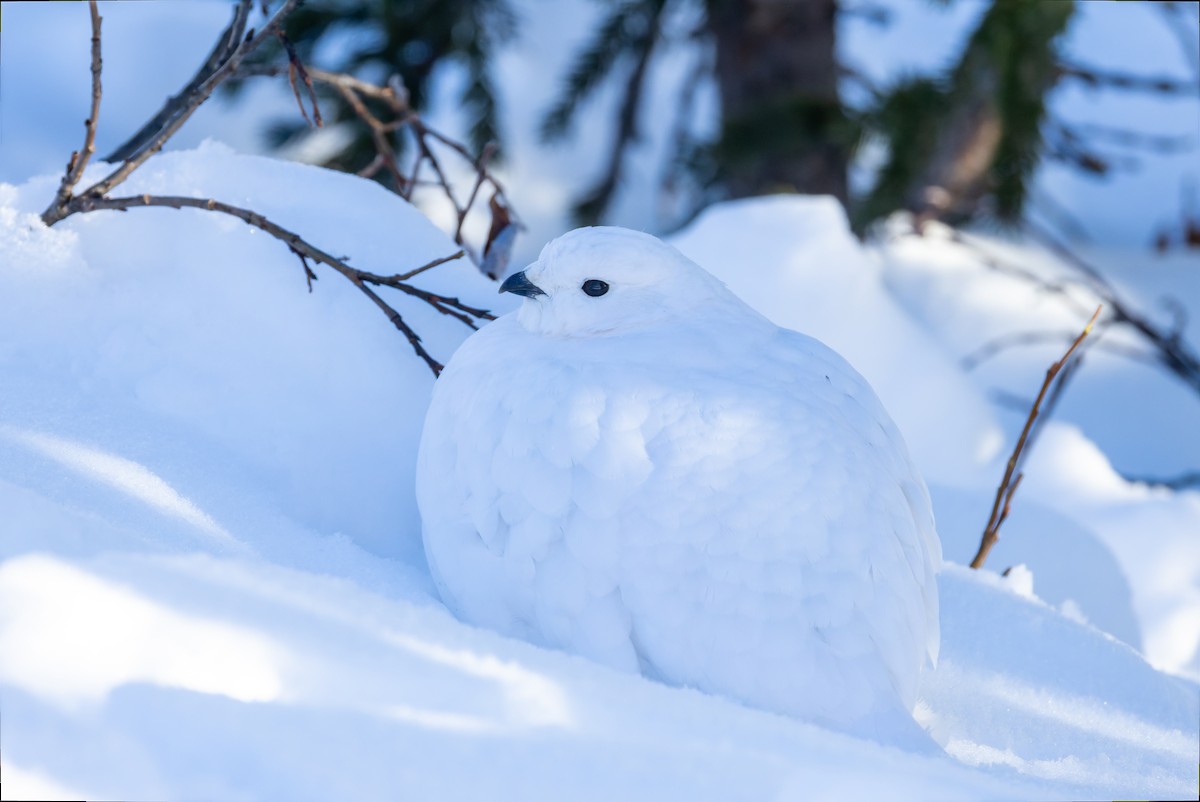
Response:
[499, 270, 546, 298]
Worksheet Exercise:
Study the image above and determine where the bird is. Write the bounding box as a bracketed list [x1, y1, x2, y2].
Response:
[416, 226, 941, 747]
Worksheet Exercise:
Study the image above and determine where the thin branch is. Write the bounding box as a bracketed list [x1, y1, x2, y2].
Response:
[930, 223, 1200, 400]
[1057, 60, 1200, 95]
[1057, 120, 1196, 154]
[1022, 219, 1200, 396]
[68, 0, 304, 212]
[328, 78, 409, 192]
[277, 30, 323, 127]
[102, 0, 252, 163]
[63, 193, 480, 375]
[392, 249, 467, 281]
[232, 63, 515, 259]
[454, 142, 497, 245]
[970, 306, 1102, 570]
[942, 229, 1100, 318]
[44, 0, 103, 223]
[41, 0, 506, 375]
[288, 246, 318, 292]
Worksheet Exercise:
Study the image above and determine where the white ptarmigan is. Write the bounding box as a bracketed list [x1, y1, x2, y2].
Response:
[416, 226, 941, 747]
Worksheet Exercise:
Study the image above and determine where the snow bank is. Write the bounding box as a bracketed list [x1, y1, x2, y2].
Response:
[881, 220, 1200, 677]
[669, 196, 1005, 487]
[1, 142, 505, 564]
[1, 149, 1196, 800]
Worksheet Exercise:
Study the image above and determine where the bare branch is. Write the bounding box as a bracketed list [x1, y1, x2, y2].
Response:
[68, 0, 305, 211]
[63, 193, 481, 375]
[960, 327, 1153, 371]
[1022, 219, 1200, 397]
[454, 142, 497, 245]
[1057, 60, 1200, 95]
[327, 77, 409, 192]
[1122, 469, 1200, 491]
[1057, 120, 1196, 154]
[287, 245, 318, 292]
[930, 223, 1200, 400]
[231, 64, 515, 258]
[970, 306, 1102, 570]
[277, 30, 323, 128]
[40, 1, 509, 375]
[44, 0, 103, 224]
[103, 0, 252, 163]
[941, 229, 1100, 318]
[392, 250, 468, 282]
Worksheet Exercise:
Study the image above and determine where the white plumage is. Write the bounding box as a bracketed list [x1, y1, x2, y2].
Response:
[416, 227, 941, 744]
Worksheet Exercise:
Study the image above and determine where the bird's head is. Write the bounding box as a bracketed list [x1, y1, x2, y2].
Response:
[500, 227, 732, 337]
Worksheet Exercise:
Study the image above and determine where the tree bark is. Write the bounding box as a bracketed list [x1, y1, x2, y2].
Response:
[707, 0, 847, 203]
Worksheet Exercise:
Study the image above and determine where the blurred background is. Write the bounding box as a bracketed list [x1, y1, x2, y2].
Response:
[3, 0, 1199, 260]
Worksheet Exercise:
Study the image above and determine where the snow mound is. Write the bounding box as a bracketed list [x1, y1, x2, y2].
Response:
[669, 196, 1005, 486]
[1, 148, 1196, 800]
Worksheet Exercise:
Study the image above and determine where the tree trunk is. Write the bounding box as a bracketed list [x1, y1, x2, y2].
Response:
[707, 0, 847, 204]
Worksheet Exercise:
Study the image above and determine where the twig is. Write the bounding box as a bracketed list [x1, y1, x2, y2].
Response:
[288, 246, 318, 292]
[969, 306, 1102, 570]
[231, 63, 516, 258]
[942, 229, 1100, 318]
[454, 142, 497, 245]
[63, 193, 479, 374]
[103, 0, 253, 163]
[927, 224, 1200, 400]
[45, 0, 103, 223]
[327, 76, 409, 192]
[49, 0, 305, 223]
[1057, 60, 1200, 95]
[41, 0, 503, 375]
[277, 30, 323, 127]
[1055, 120, 1196, 154]
[392, 250, 467, 281]
[960, 327, 1150, 371]
[1022, 219, 1200, 396]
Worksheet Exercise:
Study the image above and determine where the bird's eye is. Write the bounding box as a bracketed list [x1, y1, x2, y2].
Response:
[582, 279, 609, 297]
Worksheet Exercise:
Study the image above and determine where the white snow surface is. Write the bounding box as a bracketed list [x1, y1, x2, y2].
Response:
[0, 146, 1197, 800]
[417, 228, 940, 746]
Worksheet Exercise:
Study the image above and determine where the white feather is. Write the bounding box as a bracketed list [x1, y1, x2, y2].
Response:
[417, 227, 941, 745]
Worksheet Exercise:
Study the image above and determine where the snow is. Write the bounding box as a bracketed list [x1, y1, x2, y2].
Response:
[1, 147, 1197, 799]
[877, 219, 1200, 678]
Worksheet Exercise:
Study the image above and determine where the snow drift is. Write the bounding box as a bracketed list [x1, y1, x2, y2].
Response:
[0, 146, 1196, 800]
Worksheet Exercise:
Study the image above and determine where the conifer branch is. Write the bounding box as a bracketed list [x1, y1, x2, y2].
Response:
[570, 0, 666, 223]
[539, 1, 644, 142]
[1056, 61, 1200, 96]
